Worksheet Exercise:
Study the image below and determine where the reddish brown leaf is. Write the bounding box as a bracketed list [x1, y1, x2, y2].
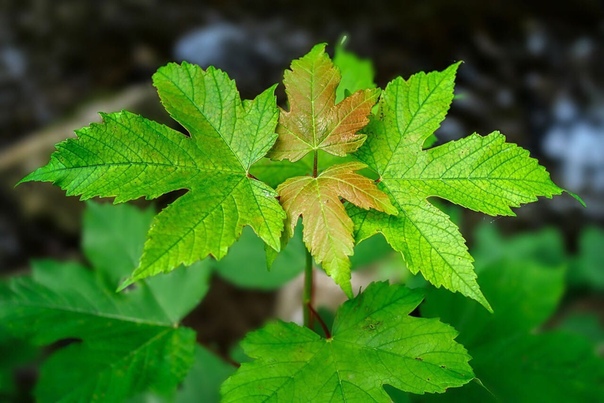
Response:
[269, 44, 379, 162]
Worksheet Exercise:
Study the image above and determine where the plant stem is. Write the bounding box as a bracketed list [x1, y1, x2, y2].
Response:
[303, 150, 319, 328]
[303, 247, 314, 328]
[223, 355, 242, 369]
[307, 303, 331, 338]
[201, 342, 241, 368]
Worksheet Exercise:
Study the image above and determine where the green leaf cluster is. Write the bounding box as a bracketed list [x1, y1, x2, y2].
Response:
[21, 42, 562, 309]
[410, 223, 604, 402]
[11, 40, 581, 401]
[0, 202, 214, 402]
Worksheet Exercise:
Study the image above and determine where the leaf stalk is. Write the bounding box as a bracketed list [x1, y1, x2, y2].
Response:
[303, 247, 314, 329]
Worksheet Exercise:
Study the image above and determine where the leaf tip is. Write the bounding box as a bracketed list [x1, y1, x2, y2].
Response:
[310, 42, 328, 54]
[565, 189, 586, 207]
[116, 277, 134, 292]
[480, 297, 494, 313]
[382, 202, 399, 216]
[16, 172, 35, 186]
[343, 283, 354, 299]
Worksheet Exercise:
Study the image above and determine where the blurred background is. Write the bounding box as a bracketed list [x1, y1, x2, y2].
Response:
[0, 0, 603, 399]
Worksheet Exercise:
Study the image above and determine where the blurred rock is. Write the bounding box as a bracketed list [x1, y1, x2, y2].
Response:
[542, 94, 604, 216]
[173, 19, 310, 95]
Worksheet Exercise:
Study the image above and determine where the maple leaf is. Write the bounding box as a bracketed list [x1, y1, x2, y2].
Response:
[418, 237, 604, 402]
[250, 41, 377, 189]
[278, 162, 397, 296]
[268, 43, 380, 162]
[0, 202, 211, 402]
[220, 282, 474, 402]
[20, 62, 285, 286]
[350, 63, 563, 310]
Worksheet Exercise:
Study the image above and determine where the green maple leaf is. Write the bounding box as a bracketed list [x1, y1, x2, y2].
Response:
[418, 253, 604, 401]
[350, 63, 563, 310]
[268, 43, 380, 161]
[220, 282, 474, 402]
[174, 345, 236, 403]
[0, 202, 211, 402]
[214, 225, 306, 290]
[20, 62, 285, 286]
[278, 162, 397, 296]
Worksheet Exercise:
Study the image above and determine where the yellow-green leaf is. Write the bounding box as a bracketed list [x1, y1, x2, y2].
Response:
[278, 162, 396, 297]
[352, 63, 563, 311]
[21, 63, 285, 286]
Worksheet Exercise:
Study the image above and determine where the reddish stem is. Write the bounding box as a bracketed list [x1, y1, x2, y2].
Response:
[307, 303, 331, 339]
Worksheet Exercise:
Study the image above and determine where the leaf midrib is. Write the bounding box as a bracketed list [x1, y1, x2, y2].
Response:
[10, 299, 172, 327]
[382, 74, 451, 173]
[159, 65, 246, 170]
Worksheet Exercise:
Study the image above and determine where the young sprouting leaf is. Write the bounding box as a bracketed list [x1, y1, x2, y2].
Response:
[418, 260, 604, 402]
[333, 38, 377, 103]
[268, 43, 380, 162]
[251, 150, 358, 189]
[220, 282, 474, 401]
[278, 162, 397, 296]
[350, 63, 563, 310]
[20, 62, 285, 287]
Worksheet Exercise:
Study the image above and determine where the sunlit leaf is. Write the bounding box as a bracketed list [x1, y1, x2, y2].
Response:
[351, 63, 562, 310]
[221, 282, 473, 401]
[21, 63, 285, 287]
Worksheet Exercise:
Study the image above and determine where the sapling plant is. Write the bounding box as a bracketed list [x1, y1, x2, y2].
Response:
[2, 40, 591, 401]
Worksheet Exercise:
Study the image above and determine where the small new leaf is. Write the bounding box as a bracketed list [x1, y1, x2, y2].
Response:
[269, 43, 380, 161]
[351, 63, 563, 310]
[333, 38, 377, 103]
[221, 282, 474, 402]
[20, 63, 285, 286]
[278, 162, 396, 296]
